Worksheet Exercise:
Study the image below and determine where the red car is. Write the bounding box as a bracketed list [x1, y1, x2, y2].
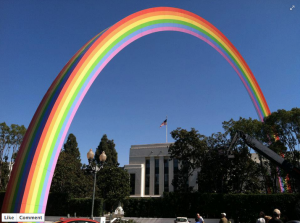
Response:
[55, 218, 99, 223]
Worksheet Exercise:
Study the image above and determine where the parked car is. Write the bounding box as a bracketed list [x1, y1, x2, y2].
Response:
[174, 217, 190, 223]
[55, 218, 99, 223]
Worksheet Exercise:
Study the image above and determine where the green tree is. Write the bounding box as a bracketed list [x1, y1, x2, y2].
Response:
[93, 134, 129, 212]
[222, 117, 267, 141]
[0, 161, 10, 191]
[0, 122, 10, 191]
[221, 115, 300, 193]
[63, 133, 81, 161]
[168, 127, 264, 193]
[95, 134, 118, 166]
[199, 132, 263, 193]
[264, 108, 300, 162]
[0, 122, 26, 191]
[168, 128, 207, 192]
[51, 133, 92, 198]
[97, 166, 130, 212]
[222, 117, 282, 193]
[264, 108, 300, 192]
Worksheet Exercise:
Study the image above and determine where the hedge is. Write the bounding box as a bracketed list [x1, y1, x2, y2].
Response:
[0, 192, 104, 217]
[0, 191, 5, 211]
[45, 192, 71, 216]
[123, 193, 300, 223]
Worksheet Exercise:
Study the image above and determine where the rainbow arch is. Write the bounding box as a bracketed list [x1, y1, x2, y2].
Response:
[2, 7, 271, 214]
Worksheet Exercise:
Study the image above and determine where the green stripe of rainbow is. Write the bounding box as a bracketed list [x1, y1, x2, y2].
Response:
[2, 7, 270, 215]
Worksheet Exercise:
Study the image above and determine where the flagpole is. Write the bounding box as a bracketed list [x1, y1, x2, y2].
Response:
[166, 115, 168, 143]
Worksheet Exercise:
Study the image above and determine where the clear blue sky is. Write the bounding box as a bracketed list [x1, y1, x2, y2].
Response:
[0, 0, 299, 167]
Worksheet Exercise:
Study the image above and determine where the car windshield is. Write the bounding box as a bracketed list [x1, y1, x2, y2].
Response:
[177, 218, 187, 222]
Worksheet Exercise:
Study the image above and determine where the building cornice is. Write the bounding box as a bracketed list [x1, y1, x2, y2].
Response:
[131, 143, 173, 149]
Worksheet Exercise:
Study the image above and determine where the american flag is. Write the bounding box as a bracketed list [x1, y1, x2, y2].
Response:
[160, 119, 167, 127]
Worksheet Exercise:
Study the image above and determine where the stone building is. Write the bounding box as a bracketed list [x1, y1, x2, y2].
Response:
[124, 143, 198, 197]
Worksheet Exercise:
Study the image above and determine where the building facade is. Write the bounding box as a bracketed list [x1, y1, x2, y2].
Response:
[124, 143, 198, 197]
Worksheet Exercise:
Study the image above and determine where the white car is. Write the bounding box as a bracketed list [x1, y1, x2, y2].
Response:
[174, 217, 190, 223]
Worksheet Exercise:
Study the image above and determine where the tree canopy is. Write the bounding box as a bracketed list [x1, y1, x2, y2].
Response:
[93, 134, 130, 211]
[0, 122, 26, 191]
[200, 132, 263, 193]
[96, 166, 130, 212]
[95, 134, 118, 166]
[63, 133, 81, 160]
[168, 128, 207, 192]
[51, 133, 93, 198]
[169, 129, 263, 193]
[169, 107, 300, 194]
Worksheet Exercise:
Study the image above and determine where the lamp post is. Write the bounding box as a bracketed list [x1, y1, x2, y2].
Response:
[87, 149, 107, 219]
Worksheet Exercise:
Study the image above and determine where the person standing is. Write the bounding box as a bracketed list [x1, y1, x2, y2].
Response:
[195, 213, 204, 223]
[195, 213, 200, 223]
[219, 213, 228, 223]
[257, 211, 266, 223]
[268, 209, 283, 223]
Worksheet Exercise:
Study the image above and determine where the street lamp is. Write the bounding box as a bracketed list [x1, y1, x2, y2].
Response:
[87, 149, 107, 219]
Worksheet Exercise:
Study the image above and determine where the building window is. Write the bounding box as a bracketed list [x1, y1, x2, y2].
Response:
[155, 158, 159, 195]
[145, 159, 150, 195]
[164, 159, 169, 192]
[173, 159, 178, 191]
[130, 173, 135, 195]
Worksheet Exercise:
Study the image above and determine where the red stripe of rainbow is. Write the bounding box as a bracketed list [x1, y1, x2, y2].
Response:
[2, 7, 271, 215]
